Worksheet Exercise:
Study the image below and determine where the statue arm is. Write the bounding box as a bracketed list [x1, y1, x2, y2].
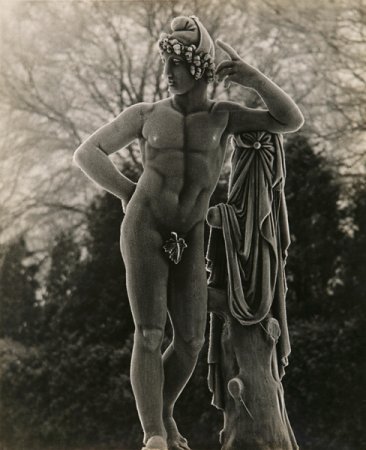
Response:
[73, 103, 148, 203]
[224, 90, 304, 136]
[215, 40, 304, 134]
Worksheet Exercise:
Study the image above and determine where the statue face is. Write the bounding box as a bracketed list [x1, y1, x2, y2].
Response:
[162, 53, 196, 95]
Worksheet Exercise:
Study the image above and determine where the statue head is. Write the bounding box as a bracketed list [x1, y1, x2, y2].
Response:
[158, 16, 215, 93]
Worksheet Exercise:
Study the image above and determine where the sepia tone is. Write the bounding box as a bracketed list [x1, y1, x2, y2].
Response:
[0, 2, 365, 450]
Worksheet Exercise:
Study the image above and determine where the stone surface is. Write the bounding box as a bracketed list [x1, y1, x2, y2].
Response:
[206, 132, 298, 449]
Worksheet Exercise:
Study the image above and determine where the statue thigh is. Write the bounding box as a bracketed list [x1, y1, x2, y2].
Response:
[121, 219, 169, 330]
[167, 223, 207, 349]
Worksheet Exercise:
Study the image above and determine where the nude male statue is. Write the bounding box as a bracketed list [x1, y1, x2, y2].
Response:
[73, 16, 304, 450]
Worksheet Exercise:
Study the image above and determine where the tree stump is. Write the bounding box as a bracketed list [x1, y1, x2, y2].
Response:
[208, 288, 298, 450]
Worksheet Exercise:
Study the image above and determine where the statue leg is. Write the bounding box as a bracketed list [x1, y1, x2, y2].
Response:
[121, 219, 169, 448]
[162, 222, 207, 450]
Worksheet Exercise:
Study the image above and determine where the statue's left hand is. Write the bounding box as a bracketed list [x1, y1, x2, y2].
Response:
[206, 205, 222, 229]
[215, 39, 259, 88]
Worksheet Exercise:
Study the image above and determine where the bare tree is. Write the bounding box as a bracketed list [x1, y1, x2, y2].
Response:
[256, 0, 366, 169]
[0, 0, 364, 248]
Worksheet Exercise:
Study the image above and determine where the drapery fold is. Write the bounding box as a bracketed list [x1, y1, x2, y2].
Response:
[206, 131, 291, 409]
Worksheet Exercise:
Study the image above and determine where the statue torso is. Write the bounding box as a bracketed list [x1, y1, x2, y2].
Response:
[128, 99, 229, 232]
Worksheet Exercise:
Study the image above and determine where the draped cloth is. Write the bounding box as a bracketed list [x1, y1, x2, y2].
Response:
[206, 131, 291, 409]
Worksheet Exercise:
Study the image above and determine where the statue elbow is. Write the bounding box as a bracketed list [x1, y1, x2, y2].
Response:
[295, 112, 305, 130]
[284, 112, 305, 133]
[291, 109, 305, 131]
[73, 145, 90, 169]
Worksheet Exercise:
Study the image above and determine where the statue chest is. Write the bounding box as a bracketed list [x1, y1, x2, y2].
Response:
[142, 109, 227, 152]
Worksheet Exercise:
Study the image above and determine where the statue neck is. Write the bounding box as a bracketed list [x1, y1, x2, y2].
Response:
[171, 82, 210, 114]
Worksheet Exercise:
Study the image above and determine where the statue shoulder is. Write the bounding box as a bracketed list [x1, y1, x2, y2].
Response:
[126, 102, 154, 122]
[140, 98, 178, 119]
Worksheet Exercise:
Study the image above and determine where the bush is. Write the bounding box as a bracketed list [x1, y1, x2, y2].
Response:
[285, 317, 366, 450]
[0, 336, 140, 449]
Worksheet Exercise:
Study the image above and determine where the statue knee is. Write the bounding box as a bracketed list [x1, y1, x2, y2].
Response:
[175, 334, 205, 357]
[186, 336, 205, 356]
[135, 326, 164, 352]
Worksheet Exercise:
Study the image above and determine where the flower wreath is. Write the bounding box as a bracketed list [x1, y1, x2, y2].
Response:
[158, 36, 216, 83]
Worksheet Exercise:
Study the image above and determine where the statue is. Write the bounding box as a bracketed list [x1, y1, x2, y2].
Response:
[73, 15, 303, 450]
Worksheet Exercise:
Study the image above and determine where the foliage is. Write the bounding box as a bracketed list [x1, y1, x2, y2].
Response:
[40, 197, 134, 347]
[284, 134, 344, 318]
[282, 134, 366, 449]
[334, 183, 366, 319]
[286, 317, 365, 450]
[0, 338, 139, 449]
[0, 238, 40, 344]
[0, 193, 139, 449]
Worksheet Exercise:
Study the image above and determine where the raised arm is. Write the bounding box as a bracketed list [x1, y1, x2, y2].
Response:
[73, 103, 148, 205]
[215, 40, 304, 134]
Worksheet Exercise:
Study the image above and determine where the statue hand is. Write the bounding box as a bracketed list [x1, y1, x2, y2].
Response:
[215, 39, 258, 88]
[206, 205, 222, 228]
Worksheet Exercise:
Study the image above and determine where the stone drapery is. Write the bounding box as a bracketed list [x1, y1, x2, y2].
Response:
[206, 131, 291, 409]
